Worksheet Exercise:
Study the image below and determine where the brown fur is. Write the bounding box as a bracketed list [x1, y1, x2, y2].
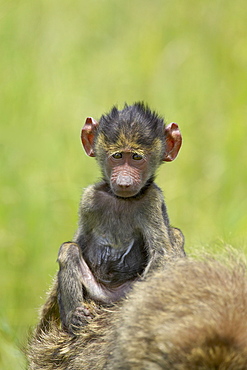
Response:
[27, 256, 247, 369]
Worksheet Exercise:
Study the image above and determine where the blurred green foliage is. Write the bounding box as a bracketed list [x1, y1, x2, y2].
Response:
[1, 0, 247, 367]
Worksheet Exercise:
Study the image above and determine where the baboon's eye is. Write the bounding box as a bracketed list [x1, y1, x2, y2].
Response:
[112, 152, 122, 159]
[132, 153, 143, 160]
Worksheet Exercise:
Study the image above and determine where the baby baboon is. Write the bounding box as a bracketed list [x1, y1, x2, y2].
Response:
[38, 102, 185, 334]
[27, 255, 247, 369]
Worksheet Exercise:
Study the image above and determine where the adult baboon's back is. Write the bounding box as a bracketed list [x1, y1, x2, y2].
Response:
[27, 256, 247, 370]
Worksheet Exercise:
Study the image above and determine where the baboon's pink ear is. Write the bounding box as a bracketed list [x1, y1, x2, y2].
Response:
[81, 117, 99, 157]
[163, 122, 182, 162]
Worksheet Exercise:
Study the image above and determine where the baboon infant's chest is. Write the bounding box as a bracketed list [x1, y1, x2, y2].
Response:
[83, 197, 148, 286]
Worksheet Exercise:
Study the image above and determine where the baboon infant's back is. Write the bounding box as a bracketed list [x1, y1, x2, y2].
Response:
[27, 256, 247, 369]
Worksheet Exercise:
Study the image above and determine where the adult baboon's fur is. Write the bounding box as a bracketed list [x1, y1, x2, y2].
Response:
[27, 256, 247, 369]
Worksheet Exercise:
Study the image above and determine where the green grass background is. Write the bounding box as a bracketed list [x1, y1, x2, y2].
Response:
[1, 0, 247, 367]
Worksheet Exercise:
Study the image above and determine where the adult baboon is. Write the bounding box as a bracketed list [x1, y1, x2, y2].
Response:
[27, 255, 247, 369]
